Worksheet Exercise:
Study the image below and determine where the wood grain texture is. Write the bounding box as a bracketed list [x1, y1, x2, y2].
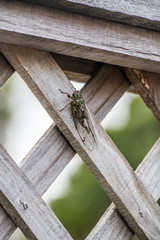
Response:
[0, 60, 129, 239]
[137, 138, 160, 201]
[0, 145, 72, 240]
[52, 53, 102, 82]
[86, 204, 134, 240]
[52, 53, 98, 75]
[124, 68, 160, 121]
[24, 0, 160, 32]
[63, 70, 90, 82]
[1, 1, 160, 73]
[86, 139, 160, 239]
[2, 44, 160, 239]
[0, 51, 101, 84]
[0, 53, 14, 87]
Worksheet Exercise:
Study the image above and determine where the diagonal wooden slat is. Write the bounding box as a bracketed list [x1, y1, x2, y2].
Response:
[2, 44, 160, 239]
[52, 53, 102, 82]
[137, 139, 160, 201]
[52, 53, 101, 76]
[86, 138, 160, 239]
[0, 145, 72, 240]
[0, 62, 129, 239]
[124, 68, 160, 121]
[0, 52, 14, 87]
[1, 1, 160, 73]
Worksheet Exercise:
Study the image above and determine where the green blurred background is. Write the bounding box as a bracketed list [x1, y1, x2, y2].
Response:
[1, 79, 159, 240]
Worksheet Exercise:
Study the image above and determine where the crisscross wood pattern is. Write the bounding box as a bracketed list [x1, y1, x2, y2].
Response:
[0, 1, 160, 240]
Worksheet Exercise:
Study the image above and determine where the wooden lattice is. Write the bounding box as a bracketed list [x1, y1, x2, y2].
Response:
[0, 1, 160, 240]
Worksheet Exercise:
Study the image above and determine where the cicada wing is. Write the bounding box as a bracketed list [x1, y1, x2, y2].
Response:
[72, 106, 95, 151]
[84, 106, 96, 146]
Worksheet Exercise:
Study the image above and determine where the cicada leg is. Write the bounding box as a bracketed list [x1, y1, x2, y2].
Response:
[60, 102, 70, 111]
[59, 89, 71, 98]
[59, 89, 72, 111]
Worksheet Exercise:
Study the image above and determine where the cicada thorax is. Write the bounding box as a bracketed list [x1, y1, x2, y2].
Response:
[71, 94, 90, 132]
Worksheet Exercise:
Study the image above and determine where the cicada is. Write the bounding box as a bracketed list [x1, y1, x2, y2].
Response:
[60, 89, 95, 150]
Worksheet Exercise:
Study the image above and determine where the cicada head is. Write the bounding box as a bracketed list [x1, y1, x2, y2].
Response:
[73, 90, 83, 100]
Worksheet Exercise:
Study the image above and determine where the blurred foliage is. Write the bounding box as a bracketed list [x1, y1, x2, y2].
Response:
[50, 164, 110, 240]
[107, 96, 160, 170]
[50, 95, 160, 240]
[0, 80, 12, 143]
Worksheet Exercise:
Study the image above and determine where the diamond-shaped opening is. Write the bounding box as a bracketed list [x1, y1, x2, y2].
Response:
[42, 154, 82, 203]
[0, 72, 53, 164]
[9, 228, 26, 240]
[101, 91, 136, 130]
[48, 156, 111, 240]
[106, 94, 160, 170]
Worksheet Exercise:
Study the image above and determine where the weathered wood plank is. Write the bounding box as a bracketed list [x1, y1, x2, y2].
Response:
[63, 71, 90, 82]
[86, 204, 134, 240]
[0, 205, 15, 240]
[0, 51, 100, 84]
[52, 53, 101, 76]
[124, 68, 160, 121]
[0, 62, 129, 239]
[0, 145, 72, 240]
[52, 53, 102, 82]
[137, 138, 160, 201]
[0, 52, 14, 87]
[1, 1, 160, 73]
[86, 138, 160, 240]
[24, 0, 160, 32]
[2, 44, 160, 239]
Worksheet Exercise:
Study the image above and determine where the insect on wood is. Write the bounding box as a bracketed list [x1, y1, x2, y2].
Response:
[59, 89, 95, 150]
